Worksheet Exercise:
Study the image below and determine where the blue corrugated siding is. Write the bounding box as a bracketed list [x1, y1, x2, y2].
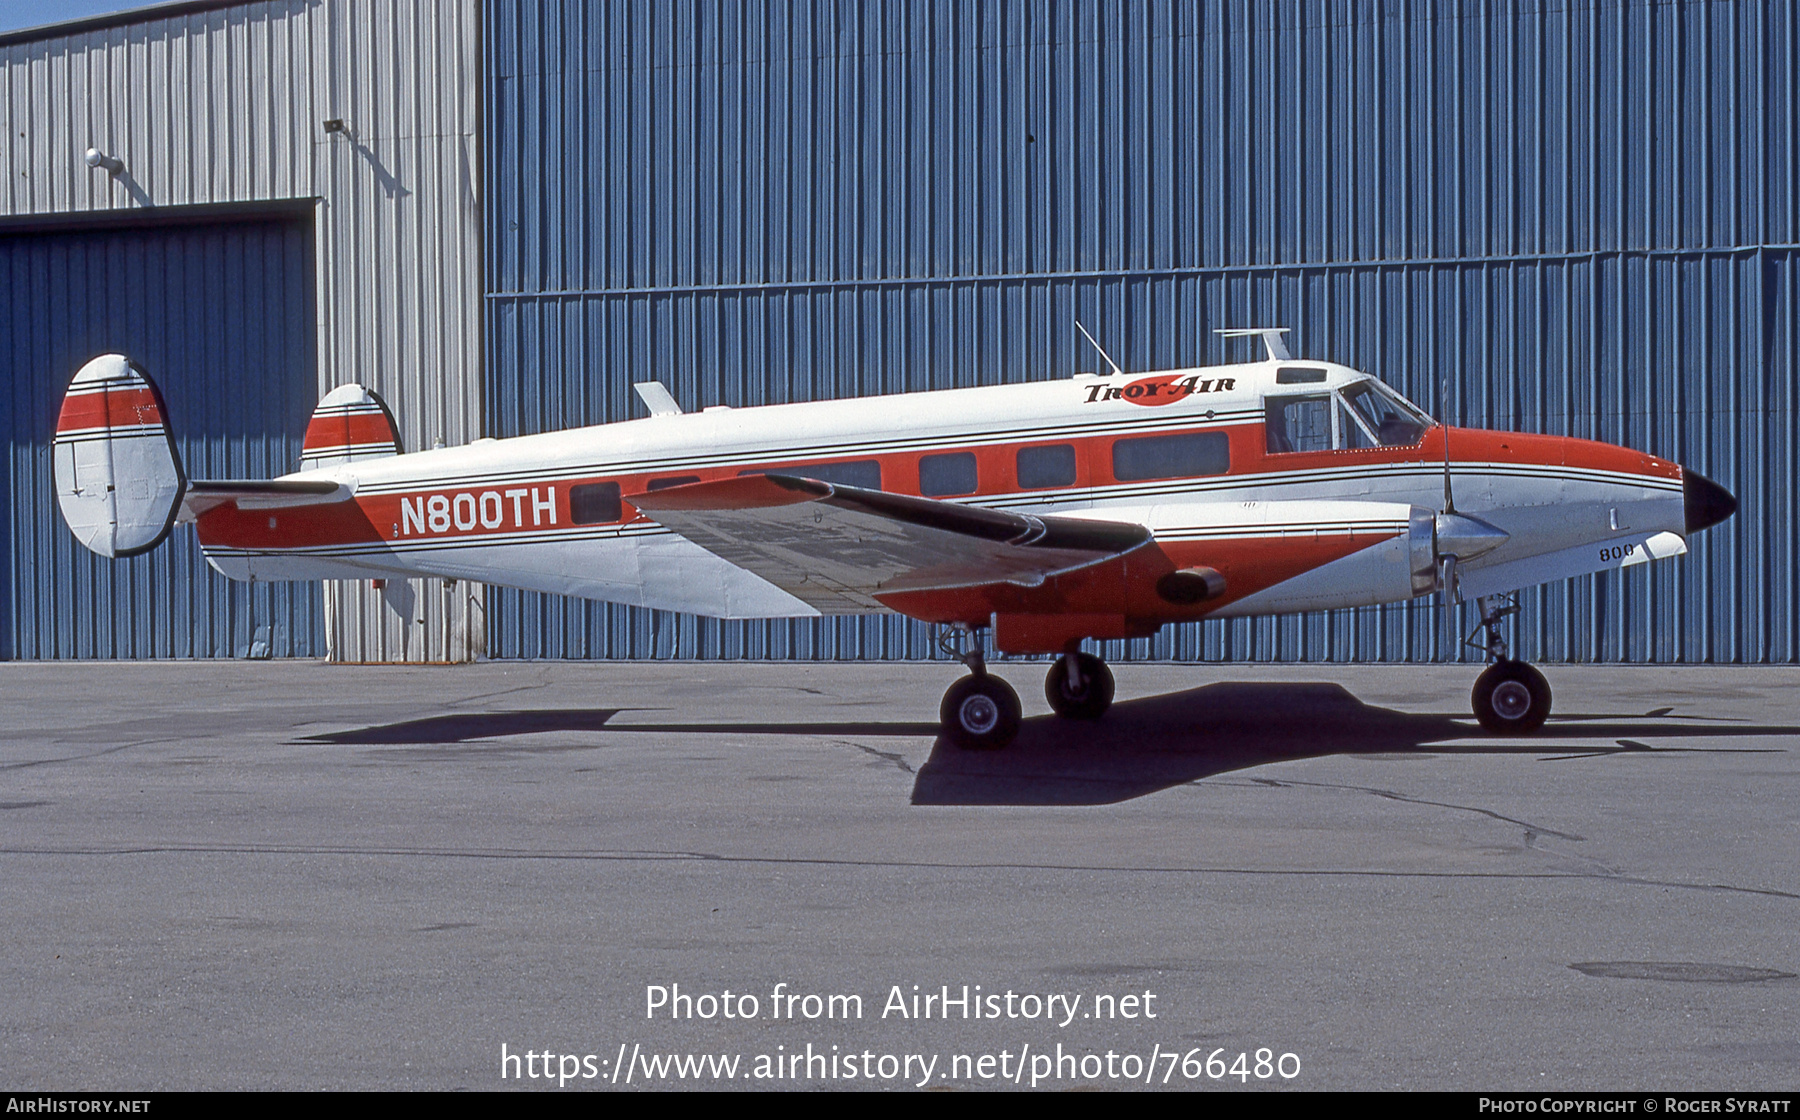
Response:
[2, 217, 324, 658]
[484, 0, 1798, 663]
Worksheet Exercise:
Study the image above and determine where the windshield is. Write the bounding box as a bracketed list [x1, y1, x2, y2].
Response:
[1264, 379, 1434, 455]
[1339, 380, 1431, 448]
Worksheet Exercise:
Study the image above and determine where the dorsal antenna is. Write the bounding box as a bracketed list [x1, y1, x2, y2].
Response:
[1215, 327, 1292, 362]
[1074, 320, 1124, 378]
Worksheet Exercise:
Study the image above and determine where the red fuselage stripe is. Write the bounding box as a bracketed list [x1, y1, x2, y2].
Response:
[195, 423, 1678, 552]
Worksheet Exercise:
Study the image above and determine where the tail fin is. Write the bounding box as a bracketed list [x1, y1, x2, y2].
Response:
[300, 384, 402, 470]
[53, 354, 187, 558]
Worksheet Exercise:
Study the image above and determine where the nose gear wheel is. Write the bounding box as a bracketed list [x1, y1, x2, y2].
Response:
[1472, 659, 1552, 733]
[1462, 594, 1553, 733]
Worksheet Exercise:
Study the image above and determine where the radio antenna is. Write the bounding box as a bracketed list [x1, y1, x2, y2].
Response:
[1438, 372, 1460, 617]
[1440, 374, 1456, 515]
[1075, 320, 1124, 378]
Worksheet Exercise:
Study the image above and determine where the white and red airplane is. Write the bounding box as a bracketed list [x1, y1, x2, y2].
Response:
[52, 328, 1735, 748]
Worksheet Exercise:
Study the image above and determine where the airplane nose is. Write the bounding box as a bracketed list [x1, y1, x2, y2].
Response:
[1683, 469, 1737, 534]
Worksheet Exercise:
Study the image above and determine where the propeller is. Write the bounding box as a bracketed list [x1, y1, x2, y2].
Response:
[1431, 377, 1509, 658]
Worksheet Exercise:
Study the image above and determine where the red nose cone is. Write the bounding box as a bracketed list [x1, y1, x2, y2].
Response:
[1683, 469, 1737, 534]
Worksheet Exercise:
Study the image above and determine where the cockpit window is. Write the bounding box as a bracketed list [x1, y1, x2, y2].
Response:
[1265, 394, 1334, 453]
[1341, 382, 1429, 447]
[1266, 380, 1432, 454]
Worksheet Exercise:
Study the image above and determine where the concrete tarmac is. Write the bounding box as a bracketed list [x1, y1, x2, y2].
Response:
[1, 660, 1795, 1091]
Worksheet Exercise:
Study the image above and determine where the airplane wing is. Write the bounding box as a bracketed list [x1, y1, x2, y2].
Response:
[631, 474, 1151, 612]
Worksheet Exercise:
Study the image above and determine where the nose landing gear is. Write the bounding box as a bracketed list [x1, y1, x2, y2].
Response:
[1467, 594, 1552, 733]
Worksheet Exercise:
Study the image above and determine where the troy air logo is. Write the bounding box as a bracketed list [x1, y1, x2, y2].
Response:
[1083, 373, 1237, 406]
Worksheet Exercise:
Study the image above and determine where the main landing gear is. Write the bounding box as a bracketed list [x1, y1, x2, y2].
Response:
[937, 630, 1116, 749]
[937, 630, 1020, 750]
[1044, 650, 1115, 721]
[1467, 594, 1552, 733]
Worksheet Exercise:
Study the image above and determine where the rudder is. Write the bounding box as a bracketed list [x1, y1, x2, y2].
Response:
[300, 384, 402, 470]
[53, 354, 187, 558]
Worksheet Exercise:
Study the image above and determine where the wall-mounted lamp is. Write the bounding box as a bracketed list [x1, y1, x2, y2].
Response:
[84, 147, 123, 175]
[322, 119, 346, 134]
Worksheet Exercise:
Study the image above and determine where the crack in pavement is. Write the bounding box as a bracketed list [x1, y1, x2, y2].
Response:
[1235, 776, 1665, 881]
[1245, 776, 1587, 841]
[444, 678, 557, 708]
[841, 741, 915, 775]
[1518, 832, 1627, 878]
[0, 738, 186, 772]
[1, 842, 1792, 900]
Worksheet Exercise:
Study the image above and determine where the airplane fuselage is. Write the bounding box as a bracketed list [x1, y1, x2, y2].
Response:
[193, 358, 1691, 652]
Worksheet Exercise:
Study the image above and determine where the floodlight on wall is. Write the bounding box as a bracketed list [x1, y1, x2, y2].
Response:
[322, 119, 346, 135]
[84, 147, 124, 175]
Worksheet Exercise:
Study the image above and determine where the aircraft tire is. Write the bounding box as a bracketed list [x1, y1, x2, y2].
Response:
[1044, 653, 1115, 720]
[1472, 660, 1552, 734]
[941, 674, 1021, 750]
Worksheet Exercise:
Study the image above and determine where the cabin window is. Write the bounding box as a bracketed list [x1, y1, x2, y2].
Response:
[919, 451, 978, 497]
[740, 460, 881, 490]
[1016, 444, 1077, 489]
[570, 482, 623, 524]
[647, 475, 701, 491]
[1265, 394, 1334, 454]
[1112, 431, 1230, 481]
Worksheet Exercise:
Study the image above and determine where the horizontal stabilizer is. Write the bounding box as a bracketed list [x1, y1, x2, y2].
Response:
[633, 473, 1150, 612]
[179, 479, 353, 521]
[53, 354, 187, 557]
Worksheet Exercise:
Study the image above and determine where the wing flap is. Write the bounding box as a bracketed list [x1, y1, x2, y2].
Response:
[632, 474, 1151, 613]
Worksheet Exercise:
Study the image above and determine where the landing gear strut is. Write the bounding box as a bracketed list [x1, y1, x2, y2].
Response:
[1044, 650, 1114, 721]
[937, 628, 1020, 750]
[1467, 594, 1551, 733]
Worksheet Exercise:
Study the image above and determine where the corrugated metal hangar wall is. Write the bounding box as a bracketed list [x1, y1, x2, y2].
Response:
[3, 209, 322, 657]
[0, 0, 483, 660]
[484, 0, 1797, 665]
[3, 1, 1794, 666]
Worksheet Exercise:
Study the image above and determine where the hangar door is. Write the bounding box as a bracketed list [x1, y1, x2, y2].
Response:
[1, 210, 323, 659]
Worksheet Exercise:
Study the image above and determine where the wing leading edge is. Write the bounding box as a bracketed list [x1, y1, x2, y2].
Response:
[631, 474, 1152, 613]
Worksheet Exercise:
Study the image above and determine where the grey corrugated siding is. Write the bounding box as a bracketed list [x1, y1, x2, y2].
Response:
[0, 0, 485, 661]
[484, 0, 1796, 664]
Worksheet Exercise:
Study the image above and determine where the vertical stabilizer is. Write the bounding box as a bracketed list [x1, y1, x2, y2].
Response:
[53, 354, 187, 558]
[300, 384, 403, 470]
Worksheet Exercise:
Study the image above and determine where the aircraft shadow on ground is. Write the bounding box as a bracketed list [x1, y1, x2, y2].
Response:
[302, 681, 1799, 807]
[302, 710, 626, 745]
[911, 682, 1800, 805]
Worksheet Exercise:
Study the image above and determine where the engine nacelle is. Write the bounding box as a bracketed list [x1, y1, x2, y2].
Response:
[1131, 500, 1452, 618]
